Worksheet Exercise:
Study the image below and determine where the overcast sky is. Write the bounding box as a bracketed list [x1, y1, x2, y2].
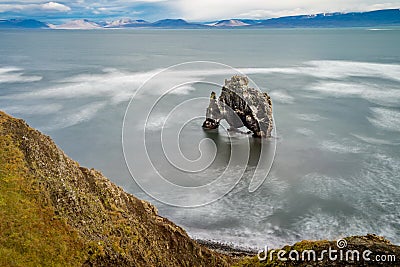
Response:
[0, 0, 399, 22]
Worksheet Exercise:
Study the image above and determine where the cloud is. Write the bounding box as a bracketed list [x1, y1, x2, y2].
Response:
[0, 2, 71, 13]
[170, 0, 400, 20]
[0, 4, 33, 12]
[0, 0, 399, 20]
[41, 2, 71, 12]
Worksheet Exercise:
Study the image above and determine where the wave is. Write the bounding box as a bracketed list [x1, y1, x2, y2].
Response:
[42, 101, 107, 131]
[144, 114, 169, 131]
[4, 60, 400, 102]
[368, 28, 394, 31]
[168, 171, 291, 248]
[0, 66, 21, 74]
[4, 69, 155, 102]
[301, 60, 400, 82]
[295, 128, 314, 136]
[241, 60, 400, 82]
[2, 104, 62, 115]
[4, 68, 204, 103]
[306, 81, 400, 107]
[0, 66, 42, 83]
[306, 82, 364, 96]
[281, 149, 400, 246]
[296, 113, 325, 122]
[2, 60, 399, 130]
[351, 133, 395, 145]
[269, 90, 295, 104]
[368, 107, 400, 132]
[320, 140, 363, 154]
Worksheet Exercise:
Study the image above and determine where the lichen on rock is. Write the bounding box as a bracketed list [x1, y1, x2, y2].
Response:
[202, 75, 273, 138]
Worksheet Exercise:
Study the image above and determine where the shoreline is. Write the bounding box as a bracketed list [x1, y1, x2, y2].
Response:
[196, 239, 257, 257]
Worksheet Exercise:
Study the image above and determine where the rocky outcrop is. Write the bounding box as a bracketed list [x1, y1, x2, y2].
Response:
[202, 75, 273, 138]
[235, 234, 400, 266]
[0, 111, 231, 267]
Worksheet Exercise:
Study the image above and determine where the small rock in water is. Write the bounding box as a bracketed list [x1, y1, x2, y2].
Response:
[202, 75, 273, 138]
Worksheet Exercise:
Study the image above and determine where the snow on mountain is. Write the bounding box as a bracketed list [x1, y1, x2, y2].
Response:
[105, 19, 149, 28]
[3, 8, 400, 30]
[211, 19, 250, 27]
[49, 19, 101, 29]
[256, 9, 400, 27]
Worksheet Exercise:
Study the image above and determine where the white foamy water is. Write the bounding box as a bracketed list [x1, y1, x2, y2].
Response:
[303, 60, 400, 82]
[296, 113, 326, 122]
[306, 81, 400, 107]
[269, 90, 295, 104]
[295, 128, 314, 136]
[0, 66, 42, 83]
[240, 60, 400, 82]
[2, 104, 63, 115]
[368, 107, 400, 132]
[320, 140, 364, 154]
[43, 101, 107, 130]
[351, 133, 396, 145]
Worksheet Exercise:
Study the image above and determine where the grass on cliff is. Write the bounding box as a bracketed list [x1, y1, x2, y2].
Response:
[0, 112, 231, 267]
[0, 133, 86, 266]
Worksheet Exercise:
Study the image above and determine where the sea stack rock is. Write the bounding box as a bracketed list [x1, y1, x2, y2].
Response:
[202, 75, 273, 138]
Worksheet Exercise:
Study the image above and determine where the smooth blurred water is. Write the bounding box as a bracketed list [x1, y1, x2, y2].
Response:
[1, 28, 399, 248]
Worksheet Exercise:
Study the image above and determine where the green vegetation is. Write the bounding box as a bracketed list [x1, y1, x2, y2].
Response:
[235, 236, 400, 267]
[0, 111, 230, 266]
[0, 133, 86, 266]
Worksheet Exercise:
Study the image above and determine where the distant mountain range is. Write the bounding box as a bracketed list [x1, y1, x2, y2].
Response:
[103, 18, 148, 28]
[1, 9, 399, 29]
[206, 19, 258, 27]
[0, 18, 48, 28]
[48, 19, 101, 29]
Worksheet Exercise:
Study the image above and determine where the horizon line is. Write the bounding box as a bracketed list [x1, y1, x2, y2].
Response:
[1, 7, 399, 24]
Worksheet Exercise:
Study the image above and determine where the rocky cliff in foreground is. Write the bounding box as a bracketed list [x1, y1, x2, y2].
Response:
[0, 111, 230, 266]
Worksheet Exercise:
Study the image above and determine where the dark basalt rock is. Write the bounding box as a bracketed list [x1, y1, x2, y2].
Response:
[202, 75, 273, 138]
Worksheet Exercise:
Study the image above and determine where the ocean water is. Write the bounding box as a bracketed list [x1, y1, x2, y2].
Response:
[1, 28, 399, 248]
